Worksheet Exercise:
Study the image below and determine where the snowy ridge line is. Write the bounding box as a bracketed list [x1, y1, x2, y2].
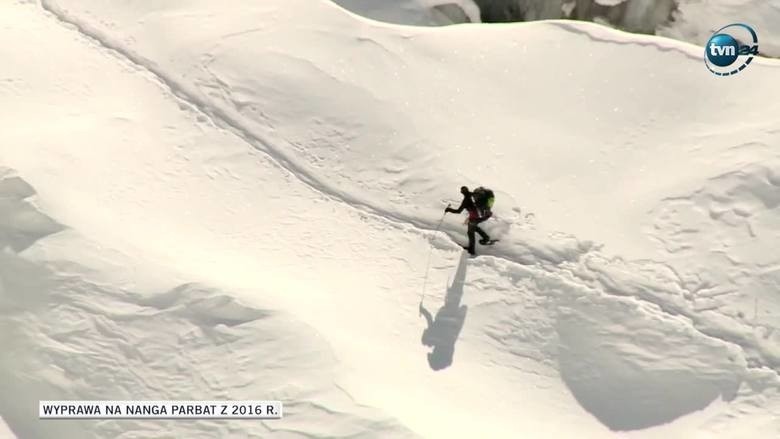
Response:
[37, 0, 780, 380]
[548, 21, 702, 62]
[550, 19, 780, 65]
[549, 20, 780, 66]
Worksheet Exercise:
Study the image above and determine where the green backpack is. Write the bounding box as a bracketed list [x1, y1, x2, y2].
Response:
[473, 187, 495, 211]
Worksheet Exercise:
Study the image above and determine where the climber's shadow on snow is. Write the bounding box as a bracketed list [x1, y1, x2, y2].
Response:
[419, 251, 469, 371]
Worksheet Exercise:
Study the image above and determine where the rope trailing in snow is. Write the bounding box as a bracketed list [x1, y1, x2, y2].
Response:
[420, 206, 449, 305]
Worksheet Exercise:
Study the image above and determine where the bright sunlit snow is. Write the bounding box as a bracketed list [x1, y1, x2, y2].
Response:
[1, 0, 780, 438]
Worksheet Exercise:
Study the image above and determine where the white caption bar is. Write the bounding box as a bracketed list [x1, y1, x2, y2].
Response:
[39, 400, 283, 419]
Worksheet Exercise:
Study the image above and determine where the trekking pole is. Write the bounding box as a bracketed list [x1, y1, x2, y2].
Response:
[420, 205, 450, 307]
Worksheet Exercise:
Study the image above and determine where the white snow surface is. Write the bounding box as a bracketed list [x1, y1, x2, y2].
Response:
[0, 416, 15, 439]
[1, 0, 780, 438]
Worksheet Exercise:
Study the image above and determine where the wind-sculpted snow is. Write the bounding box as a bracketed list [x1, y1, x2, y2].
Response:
[0, 172, 64, 253]
[556, 296, 743, 431]
[3, 0, 780, 437]
[647, 160, 780, 369]
[455, 253, 780, 433]
[0, 172, 414, 439]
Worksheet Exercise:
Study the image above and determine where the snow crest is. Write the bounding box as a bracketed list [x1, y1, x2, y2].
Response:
[334, 0, 780, 57]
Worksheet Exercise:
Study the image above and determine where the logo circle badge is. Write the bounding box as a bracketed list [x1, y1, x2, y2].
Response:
[704, 24, 759, 76]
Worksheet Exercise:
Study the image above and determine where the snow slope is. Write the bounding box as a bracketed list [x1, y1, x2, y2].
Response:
[0, 416, 14, 439]
[1, 0, 780, 438]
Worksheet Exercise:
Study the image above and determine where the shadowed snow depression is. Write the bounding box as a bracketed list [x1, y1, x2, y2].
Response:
[1, 0, 780, 438]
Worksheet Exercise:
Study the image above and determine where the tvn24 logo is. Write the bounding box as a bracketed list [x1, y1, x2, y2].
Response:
[704, 23, 759, 76]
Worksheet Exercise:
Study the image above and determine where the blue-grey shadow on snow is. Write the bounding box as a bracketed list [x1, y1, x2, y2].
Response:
[556, 302, 742, 431]
[419, 251, 469, 371]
